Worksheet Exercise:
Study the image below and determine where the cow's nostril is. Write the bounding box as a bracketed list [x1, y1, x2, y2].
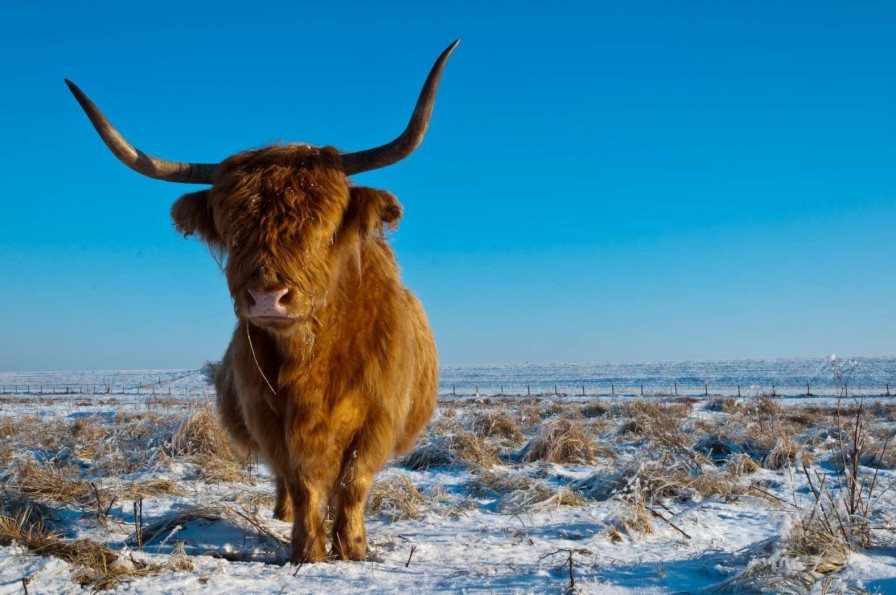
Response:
[273, 287, 290, 306]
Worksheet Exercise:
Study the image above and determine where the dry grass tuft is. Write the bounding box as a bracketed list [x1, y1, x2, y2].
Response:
[576, 460, 744, 504]
[521, 418, 606, 464]
[229, 490, 276, 515]
[469, 468, 535, 497]
[400, 431, 500, 470]
[367, 473, 427, 521]
[727, 453, 761, 476]
[430, 413, 464, 436]
[427, 480, 450, 504]
[607, 488, 654, 542]
[168, 405, 253, 483]
[533, 486, 586, 509]
[0, 510, 158, 590]
[120, 478, 183, 499]
[723, 517, 849, 593]
[754, 394, 784, 418]
[170, 406, 238, 457]
[764, 436, 807, 470]
[194, 451, 255, 484]
[615, 401, 701, 467]
[581, 402, 610, 418]
[70, 417, 108, 450]
[167, 541, 195, 572]
[705, 397, 745, 414]
[448, 432, 500, 469]
[0, 415, 41, 440]
[13, 460, 93, 504]
[470, 411, 525, 445]
[786, 517, 849, 577]
[520, 404, 543, 426]
[400, 441, 457, 470]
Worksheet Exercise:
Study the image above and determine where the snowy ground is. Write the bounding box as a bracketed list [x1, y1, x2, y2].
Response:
[0, 361, 895, 593]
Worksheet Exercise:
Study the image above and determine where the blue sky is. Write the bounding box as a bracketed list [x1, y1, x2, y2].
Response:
[1, 0, 894, 371]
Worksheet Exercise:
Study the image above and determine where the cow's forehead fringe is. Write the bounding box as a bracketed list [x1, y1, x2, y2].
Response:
[208, 143, 351, 245]
[216, 143, 344, 178]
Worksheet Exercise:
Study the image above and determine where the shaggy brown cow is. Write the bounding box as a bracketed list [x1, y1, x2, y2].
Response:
[66, 41, 457, 563]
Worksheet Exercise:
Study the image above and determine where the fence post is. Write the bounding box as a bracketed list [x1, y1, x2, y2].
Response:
[611, 384, 615, 396]
[674, 381, 678, 397]
[527, 385, 530, 397]
[737, 385, 741, 398]
[704, 382, 708, 396]
[887, 383, 891, 397]
[640, 383, 644, 397]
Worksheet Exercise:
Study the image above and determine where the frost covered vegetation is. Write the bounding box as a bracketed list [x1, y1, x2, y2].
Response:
[1, 367, 895, 593]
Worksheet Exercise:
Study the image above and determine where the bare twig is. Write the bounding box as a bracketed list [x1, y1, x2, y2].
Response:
[647, 507, 691, 540]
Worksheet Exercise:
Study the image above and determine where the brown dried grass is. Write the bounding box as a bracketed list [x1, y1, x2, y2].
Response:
[170, 406, 238, 457]
[400, 440, 457, 470]
[0, 510, 158, 590]
[448, 432, 500, 469]
[169, 405, 253, 483]
[120, 478, 183, 499]
[469, 468, 535, 497]
[367, 473, 427, 521]
[470, 411, 525, 445]
[705, 397, 745, 414]
[727, 453, 761, 476]
[521, 418, 606, 464]
[581, 402, 610, 418]
[607, 489, 654, 541]
[13, 461, 93, 504]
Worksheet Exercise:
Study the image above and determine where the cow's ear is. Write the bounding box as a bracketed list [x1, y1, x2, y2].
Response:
[343, 186, 403, 237]
[171, 190, 221, 246]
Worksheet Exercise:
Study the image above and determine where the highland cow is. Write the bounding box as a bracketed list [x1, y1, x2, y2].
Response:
[66, 41, 457, 562]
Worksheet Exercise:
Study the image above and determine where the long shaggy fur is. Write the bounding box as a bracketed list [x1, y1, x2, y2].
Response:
[171, 144, 438, 562]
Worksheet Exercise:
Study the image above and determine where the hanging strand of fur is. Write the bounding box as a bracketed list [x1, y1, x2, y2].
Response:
[246, 323, 277, 396]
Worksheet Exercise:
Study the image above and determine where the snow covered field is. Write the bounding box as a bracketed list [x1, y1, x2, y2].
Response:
[0, 359, 894, 593]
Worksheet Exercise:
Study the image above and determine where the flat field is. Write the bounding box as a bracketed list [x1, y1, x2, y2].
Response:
[0, 361, 894, 593]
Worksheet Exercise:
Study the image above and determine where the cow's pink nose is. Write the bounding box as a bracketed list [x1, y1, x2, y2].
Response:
[246, 287, 290, 318]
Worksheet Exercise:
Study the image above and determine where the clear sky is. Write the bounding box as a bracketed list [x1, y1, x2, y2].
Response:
[1, 0, 894, 371]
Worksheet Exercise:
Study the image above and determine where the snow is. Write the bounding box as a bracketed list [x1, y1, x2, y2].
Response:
[1, 359, 895, 593]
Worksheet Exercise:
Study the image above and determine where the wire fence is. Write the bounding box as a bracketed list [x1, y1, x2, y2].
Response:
[1, 381, 893, 399]
[437, 382, 895, 399]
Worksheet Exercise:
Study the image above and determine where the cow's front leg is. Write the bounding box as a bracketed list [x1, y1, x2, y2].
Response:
[332, 417, 390, 561]
[285, 472, 329, 563]
[284, 406, 341, 564]
[332, 465, 373, 561]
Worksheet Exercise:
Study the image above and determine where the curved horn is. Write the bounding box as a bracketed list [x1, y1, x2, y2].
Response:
[64, 80, 218, 184]
[340, 40, 459, 176]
